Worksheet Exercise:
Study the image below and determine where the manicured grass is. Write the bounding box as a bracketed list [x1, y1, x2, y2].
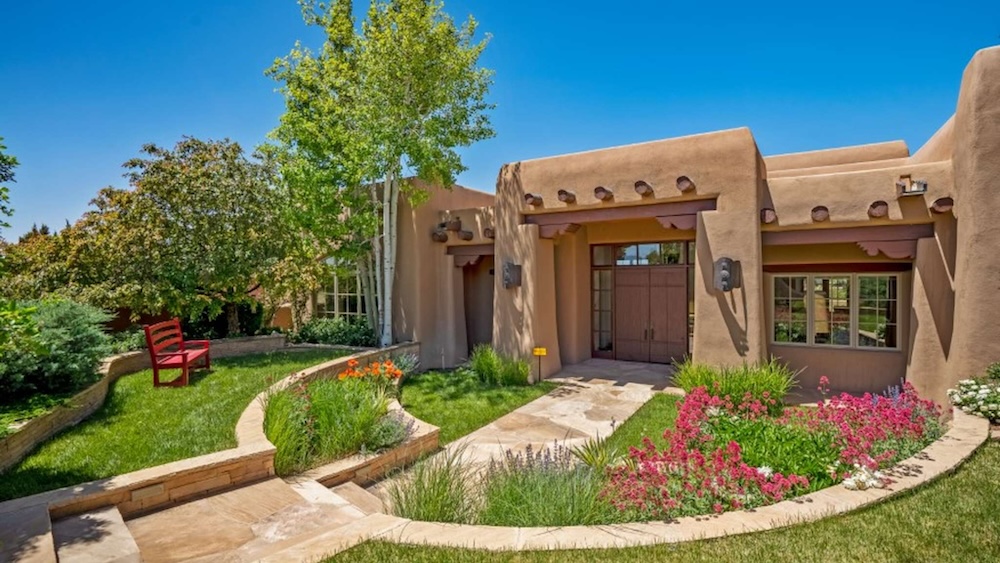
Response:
[332, 442, 1000, 563]
[603, 393, 681, 453]
[399, 371, 558, 444]
[0, 349, 343, 502]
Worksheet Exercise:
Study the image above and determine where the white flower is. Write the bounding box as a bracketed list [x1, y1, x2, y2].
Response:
[757, 466, 774, 479]
[843, 477, 858, 490]
[706, 406, 722, 418]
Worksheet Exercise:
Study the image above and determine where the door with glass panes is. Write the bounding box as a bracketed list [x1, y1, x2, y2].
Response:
[592, 242, 693, 363]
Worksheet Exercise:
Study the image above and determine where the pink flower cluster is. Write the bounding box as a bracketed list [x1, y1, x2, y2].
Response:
[603, 387, 809, 518]
[798, 380, 941, 470]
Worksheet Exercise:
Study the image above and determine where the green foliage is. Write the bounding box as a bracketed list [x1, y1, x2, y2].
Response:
[604, 394, 682, 454]
[468, 345, 530, 387]
[265, 376, 408, 476]
[986, 362, 1000, 382]
[674, 358, 798, 414]
[0, 300, 110, 398]
[291, 316, 377, 347]
[386, 446, 477, 524]
[0, 135, 16, 231]
[263, 386, 313, 475]
[108, 327, 146, 354]
[478, 448, 625, 527]
[400, 370, 557, 444]
[571, 434, 623, 470]
[708, 415, 840, 491]
[0, 350, 342, 501]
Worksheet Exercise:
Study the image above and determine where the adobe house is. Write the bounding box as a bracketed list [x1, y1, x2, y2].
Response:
[317, 46, 1000, 407]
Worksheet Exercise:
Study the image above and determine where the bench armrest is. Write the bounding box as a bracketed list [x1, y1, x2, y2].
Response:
[184, 340, 211, 349]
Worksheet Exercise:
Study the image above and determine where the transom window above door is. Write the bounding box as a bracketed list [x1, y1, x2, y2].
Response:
[593, 242, 695, 266]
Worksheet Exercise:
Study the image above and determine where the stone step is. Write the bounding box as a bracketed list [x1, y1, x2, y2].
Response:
[256, 513, 408, 563]
[331, 482, 384, 515]
[285, 477, 353, 509]
[52, 506, 140, 563]
[0, 503, 56, 563]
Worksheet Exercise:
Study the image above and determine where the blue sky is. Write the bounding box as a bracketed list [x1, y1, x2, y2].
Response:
[1, 0, 998, 237]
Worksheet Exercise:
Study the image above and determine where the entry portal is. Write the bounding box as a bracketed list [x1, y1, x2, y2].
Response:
[592, 242, 694, 364]
[615, 267, 688, 363]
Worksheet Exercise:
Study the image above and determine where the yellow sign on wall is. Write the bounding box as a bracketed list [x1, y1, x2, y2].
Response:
[532, 347, 547, 357]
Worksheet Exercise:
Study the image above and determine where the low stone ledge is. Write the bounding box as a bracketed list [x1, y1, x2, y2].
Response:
[368, 408, 988, 551]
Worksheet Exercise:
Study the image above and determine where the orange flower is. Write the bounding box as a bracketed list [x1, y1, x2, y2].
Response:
[347, 358, 359, 368]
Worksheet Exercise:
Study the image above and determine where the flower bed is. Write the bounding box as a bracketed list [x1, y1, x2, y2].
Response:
[264, 358, 413, 476]
[389, 377, 944, 526]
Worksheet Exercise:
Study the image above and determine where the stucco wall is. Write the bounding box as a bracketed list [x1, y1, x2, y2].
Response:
[393, 183, 494, 369]
[764, 140, 909, 172]
[946, 46, 1000, 392]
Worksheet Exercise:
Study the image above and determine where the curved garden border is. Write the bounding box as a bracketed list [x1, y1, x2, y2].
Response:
[0, 341, 434, 526]
[312, 405, 989, 553]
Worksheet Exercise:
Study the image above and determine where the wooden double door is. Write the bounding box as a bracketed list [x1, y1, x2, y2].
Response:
[614, 266, 688, 363]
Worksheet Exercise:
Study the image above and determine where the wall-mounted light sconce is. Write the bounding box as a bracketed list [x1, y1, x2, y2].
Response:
[502, 262, 522, 289]
[713, 258, 742, 292]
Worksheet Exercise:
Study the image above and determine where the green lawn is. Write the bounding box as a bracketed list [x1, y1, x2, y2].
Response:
[333, 441, 1000, 563]
[399, 371, 558, 444]
[0, 349, 343, 502]
[604, 393, 681, 453]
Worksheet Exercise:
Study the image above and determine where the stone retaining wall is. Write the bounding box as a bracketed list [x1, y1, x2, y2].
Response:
[0, 342, 433, 526]
[0, 334, 288, 473]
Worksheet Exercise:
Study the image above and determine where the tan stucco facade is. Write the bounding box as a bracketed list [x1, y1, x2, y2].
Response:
[350, 47, 1000, 406]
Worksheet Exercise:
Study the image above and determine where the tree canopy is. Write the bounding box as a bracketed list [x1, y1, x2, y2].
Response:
[0, 136, 17, 233]
[268, 0, 495, 344]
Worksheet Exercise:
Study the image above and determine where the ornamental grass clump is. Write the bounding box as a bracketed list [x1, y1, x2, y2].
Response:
[468, 345, 530, 387]
[478, 443, 626, 526]
[673, 358, 797, 415]
[387, 446, 477, 523]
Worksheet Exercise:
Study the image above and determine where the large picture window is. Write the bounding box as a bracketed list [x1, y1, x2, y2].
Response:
[317, 269, 366, 319]
[771, 273, 900, 350]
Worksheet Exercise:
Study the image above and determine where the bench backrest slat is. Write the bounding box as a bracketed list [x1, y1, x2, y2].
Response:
[143, 318, 186, 356]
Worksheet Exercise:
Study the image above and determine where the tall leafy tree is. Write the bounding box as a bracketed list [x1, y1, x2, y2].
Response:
[82, 138, 290, 334]
[269, 0, 494, 346]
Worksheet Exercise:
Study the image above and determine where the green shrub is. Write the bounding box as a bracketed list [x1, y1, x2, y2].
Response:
[364, 412, 415, 454]
[986, 362, 1000, 382]
[468, 345, 530, 387]
[387, 446, 477, 523]
[478, 444, 626, 526]
[570, 434, 623, 470]
[108, 327, 146, 354]
[1, 300, 111, 398]
[291, 316, 377, 348]
[310, 378, 389, 461]
[674, 357, 797, 414]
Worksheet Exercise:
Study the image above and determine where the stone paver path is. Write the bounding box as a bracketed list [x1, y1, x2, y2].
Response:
[446, 359, 679, 464]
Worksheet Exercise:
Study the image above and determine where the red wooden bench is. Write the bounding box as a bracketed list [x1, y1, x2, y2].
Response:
[143, 318, 211, 387]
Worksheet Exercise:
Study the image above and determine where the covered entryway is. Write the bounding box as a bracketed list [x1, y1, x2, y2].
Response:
[592, 242, 694, 364]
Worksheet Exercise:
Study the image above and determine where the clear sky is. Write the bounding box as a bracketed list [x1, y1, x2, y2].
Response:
[1, 0, 998, 238]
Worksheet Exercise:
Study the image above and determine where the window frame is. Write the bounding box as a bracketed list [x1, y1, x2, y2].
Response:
[769, 272, 901, 351]
[317, 265, 366, 320]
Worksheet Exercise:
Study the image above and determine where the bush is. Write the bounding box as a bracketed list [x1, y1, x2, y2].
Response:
[108, 326, 146, 354]
[0, 299, 111, 398]
[673, 357, 797, 414]
[468, 345, 530, 387]
[949, 379, 1000, 423]
[387, 446, 477, 523]
[182, 301, 265, 340]
[291, 316, 377, 348]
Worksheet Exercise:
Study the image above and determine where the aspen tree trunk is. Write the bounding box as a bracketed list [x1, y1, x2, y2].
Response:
[380, 169, 399, 347]
[359, 254, 377, 335]
[370, 183, 385, 340]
